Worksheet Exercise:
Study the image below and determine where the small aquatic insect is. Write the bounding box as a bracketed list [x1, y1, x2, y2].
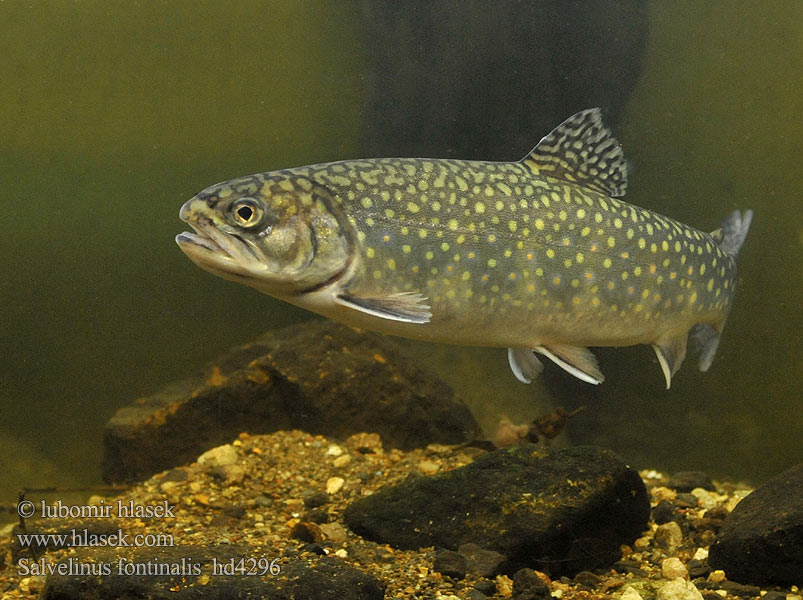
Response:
[177, 109, 752, 388]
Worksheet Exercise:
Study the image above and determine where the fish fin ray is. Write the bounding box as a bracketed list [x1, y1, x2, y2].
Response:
[716, 209, 753, 257]
[335, 290, 431, 324]
[521, 108, 628, 197]
[535, 344, 604, 385]
[651, 333, 689, 389]
[690, 323, 721, 372]
[507, 348, 544, 384]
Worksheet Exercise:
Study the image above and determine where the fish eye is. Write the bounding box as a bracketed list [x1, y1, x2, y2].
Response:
[230, 198, 263, 228]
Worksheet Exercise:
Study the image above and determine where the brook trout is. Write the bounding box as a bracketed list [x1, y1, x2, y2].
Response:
[176, 109, 752, 388]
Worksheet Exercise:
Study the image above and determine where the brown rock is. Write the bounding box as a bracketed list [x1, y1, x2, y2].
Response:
[103, 321, 480, 482]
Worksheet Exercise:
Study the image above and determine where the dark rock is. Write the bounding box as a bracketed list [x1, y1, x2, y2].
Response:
[304, 509, 330, 524]
[573, 570, 601, 587]
[652, 500, 677, 525]
[458, 542, 507, 578]
[344, 445, 650, 577]
[303, 491, 330, 509]
[433, 549, 467, 579]
[687, 558, 711, 579]
[613, 559, 647, 576]
[40, 547, 384, 599]
[759, 592, 788, 600]
[718, 581, 762, 598]
[473, 579, 497, 596]
[512, 568, 551, 600]
[674, 493, 700, 508]
[290, 521, 323, 544]
[103, 321, 480, 482]
[468, 590, 489, 600]
[666, 471, 715, 492]
[709, 462, 803, 585]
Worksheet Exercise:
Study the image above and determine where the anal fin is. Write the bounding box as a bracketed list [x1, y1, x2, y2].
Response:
[652, 333, 689, 389]
[335, 290, 431, 324]
[535, 344, 604, 385]
[690, 323, 721, 372]
[507, 348, 544, 384]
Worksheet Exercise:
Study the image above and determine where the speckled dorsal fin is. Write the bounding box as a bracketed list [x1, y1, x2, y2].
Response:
[335, 291, 431, 324]
[507, 348, 544, 384]
[535, 344, 604, 385]
[652, 333, 689, 390]
[522, 108, 628, 197]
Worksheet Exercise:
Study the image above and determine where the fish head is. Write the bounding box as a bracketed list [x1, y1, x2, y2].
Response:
[176, 173, 355, 296]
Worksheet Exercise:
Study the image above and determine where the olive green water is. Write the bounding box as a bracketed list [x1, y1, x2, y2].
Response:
[1, 2, 801, 503]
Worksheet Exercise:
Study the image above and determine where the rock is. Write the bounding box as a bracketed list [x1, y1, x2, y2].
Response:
[709, 462, 803, 585]
[326, 477, 345, 495]
[433, 549, 468, 579]
[675, 493, 700, 508]
[652, 500, 677, 525]
[103, 321, 480, 482]
[655, 521, 683, 551]
[290, 521, 324, 544]
[687, 558, 710, 579]
[343, 445, 650, 576]
[303, 490, 330, 509]
[458, 543, 508, 578]
[573, 570, 601, 587]
[621, 586, 644, 600]
[661, 557, 688, 579]
[657, 579, 704, 600]
[512, 568, 551, 600]
[666, 471, 715, 492]
[197, 443, 238, 467]
[39, 547, 384, 599]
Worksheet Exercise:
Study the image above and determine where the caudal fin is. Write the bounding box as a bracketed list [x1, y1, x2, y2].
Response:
[715, 209, 753, 257]
[691, 209, 753, 374]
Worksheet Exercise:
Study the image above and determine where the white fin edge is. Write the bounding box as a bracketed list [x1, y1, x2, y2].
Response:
[652, 344, 673, 390]
[507, 348, 544, 384]
[535, 345, 603, 385]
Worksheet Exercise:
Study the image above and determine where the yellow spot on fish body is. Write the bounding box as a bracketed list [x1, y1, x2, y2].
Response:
[577, 208, 586, 219]
[418, 229, 428, 239]
[448, 219, 459, 231]
[509, 221, 518, 232]
[488, 258, 497, 267]
[581, 226, 591, 237]
[474, 202, 486, 214]
[535, 219, 545, 230]
[387, 258, 396, 270]
[366, 247, 375, 258]
[408, 201, 420, 213]
[614, 217, 623, 229]
[361, 197, 373, 209]
[638, 238, 646, 249]
[402, 244, 411, 254]
[425, 251, 434, 260]
[607, 236, 616, 248]
[546, 249, 555, 259]
[603, 258, 612, 268]
[441, 242, 450, 252]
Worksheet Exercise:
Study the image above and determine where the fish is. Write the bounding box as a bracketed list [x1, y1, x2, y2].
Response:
[176, 108, 752, 389]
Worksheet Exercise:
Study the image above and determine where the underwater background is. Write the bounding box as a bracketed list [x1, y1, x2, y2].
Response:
[1, 1, 801, 504]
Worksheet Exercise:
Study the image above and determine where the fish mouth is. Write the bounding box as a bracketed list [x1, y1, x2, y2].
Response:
[176, 219, 269, 277]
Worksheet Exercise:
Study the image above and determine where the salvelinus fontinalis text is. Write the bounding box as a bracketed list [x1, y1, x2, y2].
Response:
[176, 109, 752, 388]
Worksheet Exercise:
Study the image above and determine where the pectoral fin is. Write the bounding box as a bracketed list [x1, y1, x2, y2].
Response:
[535, 344, 604, 385]
[652, 333, 689, 389]
[507, 348, 544, 384]
[335, 290, 432, 324]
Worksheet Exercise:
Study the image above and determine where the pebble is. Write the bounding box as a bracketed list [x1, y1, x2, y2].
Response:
[197, 444, 238, 467]
[691, 488, 718, 510]
[657, 578, 704, 600]
[319, 522, 347, 542]
[333, 454, 352, 468]
[418, 460, 441, 474]
[621, 586, 645, 600]
[512, 567, 551, 600]
[495, 574, 514, 597]
[692, 547, 709, 561]
[326, 476, 345, 494]
[707, 570, 726, 583]
[433, 549, 467, 579]
[655, 521, 683, 550]
[662, 557, 688, 579]
[457, 542, 507, 578]
[652, 500, 677, 524]
[667, 471, 715, 492]
[326, 444, 343, 457]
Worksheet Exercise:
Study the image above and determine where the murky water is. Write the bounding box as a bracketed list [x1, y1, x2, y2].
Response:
[2, 2, 801, 506]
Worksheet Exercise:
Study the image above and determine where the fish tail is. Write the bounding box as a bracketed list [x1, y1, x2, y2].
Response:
[717, 209, 753, 258]
[689, 209, 753, 375]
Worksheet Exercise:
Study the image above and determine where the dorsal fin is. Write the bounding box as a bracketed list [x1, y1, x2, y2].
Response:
[521, 108, 628, 197]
